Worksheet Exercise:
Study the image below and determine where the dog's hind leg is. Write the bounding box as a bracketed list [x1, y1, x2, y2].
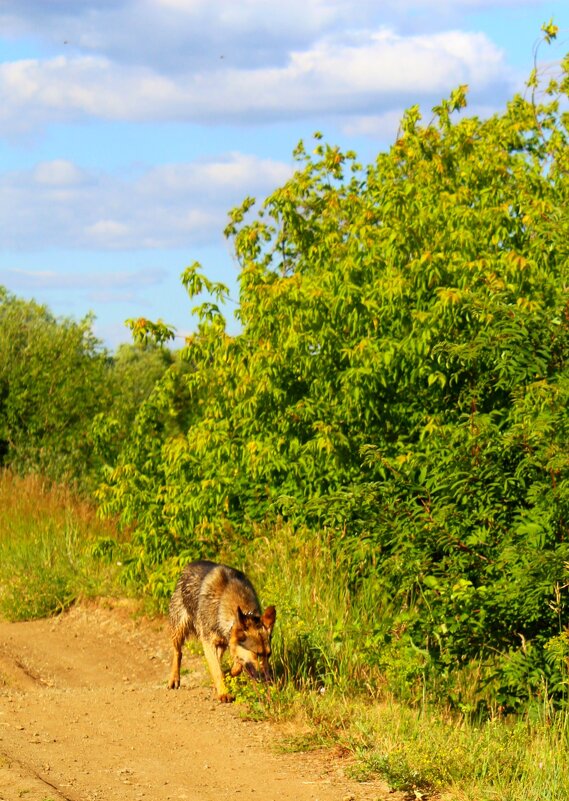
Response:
[168, 627, 186, 689]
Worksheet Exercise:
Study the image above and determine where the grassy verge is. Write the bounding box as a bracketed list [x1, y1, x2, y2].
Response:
[225, 524, 569, 801]
[0, 471, 123, 621]
[256, 691, 569, 800]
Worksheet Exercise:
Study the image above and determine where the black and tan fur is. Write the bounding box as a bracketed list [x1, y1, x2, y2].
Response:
[167, 560, 276, 702]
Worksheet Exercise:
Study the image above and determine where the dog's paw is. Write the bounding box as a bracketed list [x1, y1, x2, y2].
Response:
[218, 692, 235, 703]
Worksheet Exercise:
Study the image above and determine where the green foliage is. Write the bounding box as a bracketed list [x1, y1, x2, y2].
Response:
[92, 341, 176, 466]
[98, 44, 569, 709]
[346, 702, 569, 800]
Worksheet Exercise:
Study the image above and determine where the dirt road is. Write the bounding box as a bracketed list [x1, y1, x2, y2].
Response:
[0, 602, 392, 801]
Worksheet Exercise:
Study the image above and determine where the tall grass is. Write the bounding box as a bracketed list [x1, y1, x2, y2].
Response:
[347, 703, 569, 800]
[0, 471, 122, 621]
[226, 524, 569, 801]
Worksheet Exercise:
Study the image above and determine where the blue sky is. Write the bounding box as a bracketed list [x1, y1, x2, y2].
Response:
[0, 0, 567, 350]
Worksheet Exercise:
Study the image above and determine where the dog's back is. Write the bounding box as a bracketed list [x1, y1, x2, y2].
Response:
[169, 559, 261, 643]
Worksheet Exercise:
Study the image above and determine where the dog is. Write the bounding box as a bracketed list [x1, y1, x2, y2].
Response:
[167, 560, 276, 702]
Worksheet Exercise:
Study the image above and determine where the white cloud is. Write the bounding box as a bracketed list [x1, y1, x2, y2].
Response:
[137, 154, 292, 196]
[0, 27, 511, 136]
[285, 29, 506, 95]
[0, 153, 292, 252]
[85, 220, 132, 245]
[33, 159, 85, 185]
[0, 0, 351, 74]
[400, 0, 540, 6]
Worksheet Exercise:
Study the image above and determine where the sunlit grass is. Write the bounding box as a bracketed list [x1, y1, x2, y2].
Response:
[229, 522, 385, 697]
[344, 702, 569, 800]
[0, 470, 122, 621]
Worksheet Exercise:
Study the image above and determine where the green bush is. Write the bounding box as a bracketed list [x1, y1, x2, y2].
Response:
[97, 41, 569, 709]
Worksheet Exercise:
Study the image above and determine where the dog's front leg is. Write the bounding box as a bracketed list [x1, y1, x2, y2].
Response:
[201, 640, 234, 702]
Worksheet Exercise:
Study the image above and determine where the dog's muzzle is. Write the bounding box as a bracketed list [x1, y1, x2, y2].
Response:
[244, 660, 272, 682]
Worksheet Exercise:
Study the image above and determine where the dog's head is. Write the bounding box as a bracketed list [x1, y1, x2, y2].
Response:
[229, 605, 276, 681]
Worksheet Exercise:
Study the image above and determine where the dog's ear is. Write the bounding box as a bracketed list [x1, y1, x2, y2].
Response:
[261, 605, 276, 633]
[235, 607, 249, 641]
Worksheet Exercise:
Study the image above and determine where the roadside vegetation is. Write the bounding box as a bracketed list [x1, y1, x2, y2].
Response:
[0, 27, 567, 799]
[0, 472, 122, 620]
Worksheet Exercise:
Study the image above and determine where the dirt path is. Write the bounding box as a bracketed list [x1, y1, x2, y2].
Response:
[0, 602, 393, 801]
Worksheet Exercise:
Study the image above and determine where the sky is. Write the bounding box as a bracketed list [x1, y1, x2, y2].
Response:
[0, 1, 567, 351]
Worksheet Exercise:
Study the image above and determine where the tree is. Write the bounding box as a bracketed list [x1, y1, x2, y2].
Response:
[0, 288, 111, 485]
[0, 290, 176, 492]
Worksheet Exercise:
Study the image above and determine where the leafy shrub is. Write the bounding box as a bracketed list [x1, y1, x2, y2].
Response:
[97, 40, 569, 709]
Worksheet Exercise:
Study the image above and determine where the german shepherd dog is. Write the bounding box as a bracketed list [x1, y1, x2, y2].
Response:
[167, 560, 276, 702]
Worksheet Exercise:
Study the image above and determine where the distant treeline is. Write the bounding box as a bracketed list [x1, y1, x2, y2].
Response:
[0, 287, 177, 489]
